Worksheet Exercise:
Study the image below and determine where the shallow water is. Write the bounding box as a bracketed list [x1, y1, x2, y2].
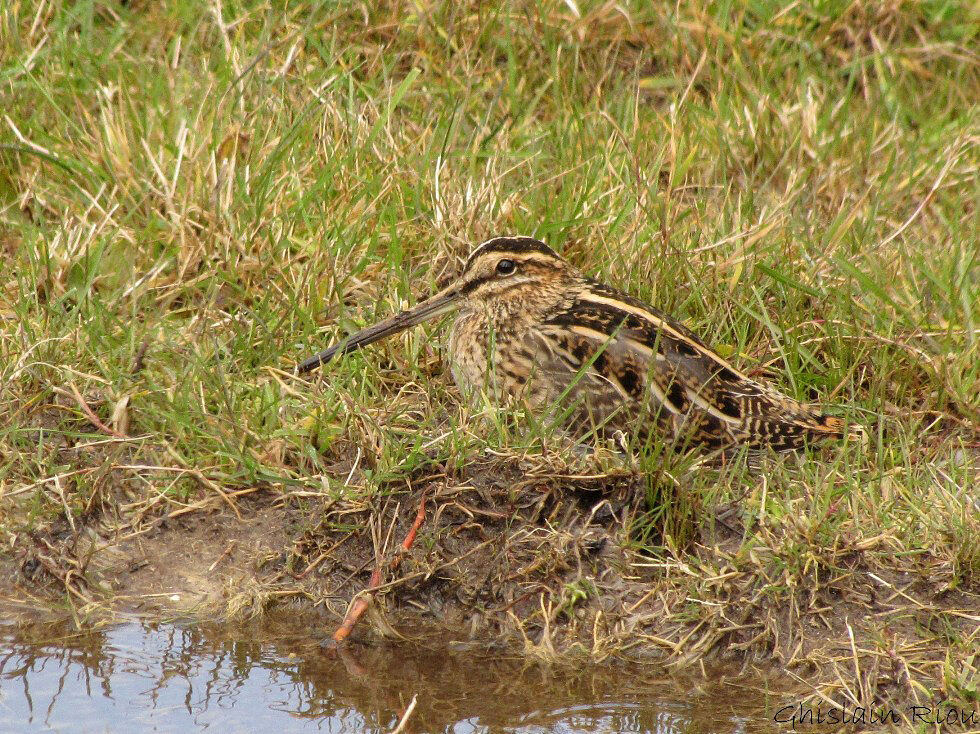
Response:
[0, 612, 790, 733]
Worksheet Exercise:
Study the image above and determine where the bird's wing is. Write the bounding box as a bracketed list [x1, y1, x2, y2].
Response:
[534, 279, 845, 448]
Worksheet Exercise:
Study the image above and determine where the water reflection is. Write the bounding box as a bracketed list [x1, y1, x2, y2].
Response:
[0, 613, 785, 733]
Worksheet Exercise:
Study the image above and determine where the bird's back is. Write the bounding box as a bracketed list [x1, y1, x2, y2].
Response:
[526, 277, 852, 450]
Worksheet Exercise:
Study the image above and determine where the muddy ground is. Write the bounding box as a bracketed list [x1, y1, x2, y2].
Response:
[5, 453, 978, 727]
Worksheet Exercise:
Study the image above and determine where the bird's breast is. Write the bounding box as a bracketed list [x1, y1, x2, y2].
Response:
[447, 311, 487, 396]
[446, 311, 540, 404]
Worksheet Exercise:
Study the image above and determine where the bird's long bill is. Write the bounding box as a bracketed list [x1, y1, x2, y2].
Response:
[296, 284, 462, 374]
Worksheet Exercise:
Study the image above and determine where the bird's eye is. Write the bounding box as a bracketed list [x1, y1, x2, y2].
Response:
[496, 259, 516, 276]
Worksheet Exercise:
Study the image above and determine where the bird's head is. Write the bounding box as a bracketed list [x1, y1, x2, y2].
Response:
[296, 236, 573, 373]
[454, 236, 573, 310]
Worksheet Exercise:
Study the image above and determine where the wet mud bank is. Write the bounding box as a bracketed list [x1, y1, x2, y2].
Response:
[6, 455, 979, 729]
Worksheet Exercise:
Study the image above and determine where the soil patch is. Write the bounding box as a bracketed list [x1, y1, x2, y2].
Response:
[4, 455, 979, 725]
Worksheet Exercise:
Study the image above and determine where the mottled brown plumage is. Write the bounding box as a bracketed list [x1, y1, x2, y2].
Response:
[298, 237, 857, 451]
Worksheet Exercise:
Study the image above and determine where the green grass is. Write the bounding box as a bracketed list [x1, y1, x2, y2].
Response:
[1, 0, 978, 712]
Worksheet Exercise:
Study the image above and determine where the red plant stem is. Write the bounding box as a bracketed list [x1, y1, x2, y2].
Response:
[67, 384, 127, 439]
[391, 490, 429, 571]
[331, 564, 383, 644]
[329, 491, 428, 646]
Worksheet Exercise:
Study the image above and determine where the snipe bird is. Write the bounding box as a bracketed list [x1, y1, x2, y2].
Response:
[298, 237, 854, 451]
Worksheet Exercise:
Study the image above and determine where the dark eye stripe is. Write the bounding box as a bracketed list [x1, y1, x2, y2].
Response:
[460, 275, 527, 297]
